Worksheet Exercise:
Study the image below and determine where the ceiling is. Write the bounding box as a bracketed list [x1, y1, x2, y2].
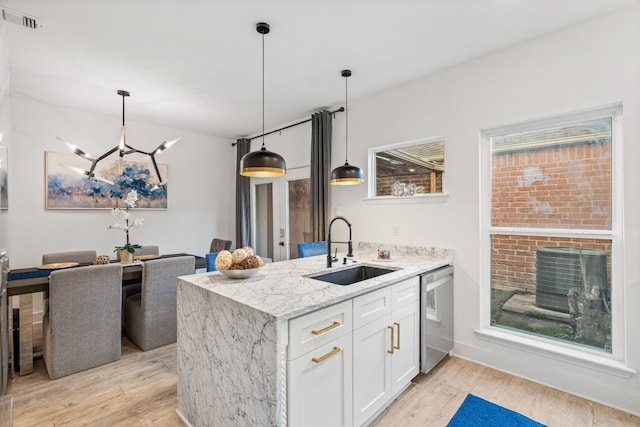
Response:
[2, 0, 638, 140]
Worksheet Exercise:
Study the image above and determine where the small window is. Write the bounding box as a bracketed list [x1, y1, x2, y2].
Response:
[368, 137, 444, 198]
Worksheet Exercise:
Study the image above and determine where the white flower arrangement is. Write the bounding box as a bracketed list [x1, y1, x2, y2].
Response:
[109, 189, 144, 253]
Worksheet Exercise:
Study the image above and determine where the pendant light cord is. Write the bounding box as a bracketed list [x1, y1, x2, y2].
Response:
[344, 73, 349, 163]
[261, 31, 266, 149]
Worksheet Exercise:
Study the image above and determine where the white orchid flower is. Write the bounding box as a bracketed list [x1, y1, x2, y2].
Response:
[108, 189, 145, 254]
[108, 223, 128, 231]
[125, 190, 139, 208]
[130, 217, 145, 229]
[111, 207, 130, 220]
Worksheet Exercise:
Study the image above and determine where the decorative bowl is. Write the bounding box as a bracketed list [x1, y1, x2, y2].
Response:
[218, 267, 262, 279]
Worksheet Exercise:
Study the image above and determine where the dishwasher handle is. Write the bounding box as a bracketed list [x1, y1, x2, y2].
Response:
[423, 274, 453, 292]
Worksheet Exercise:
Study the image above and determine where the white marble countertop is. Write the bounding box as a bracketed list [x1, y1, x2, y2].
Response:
[178, 248, 453, 320]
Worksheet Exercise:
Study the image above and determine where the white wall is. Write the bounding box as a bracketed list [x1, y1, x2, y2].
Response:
[0, 19, 10, 249]
[6, 96, 236, 268]
[268, 5, 640, 414]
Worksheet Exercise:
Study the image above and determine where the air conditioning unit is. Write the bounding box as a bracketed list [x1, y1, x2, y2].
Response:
[536, 247, 607, 313]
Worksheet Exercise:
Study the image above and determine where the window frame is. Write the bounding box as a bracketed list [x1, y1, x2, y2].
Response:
[366, 136, 448, 202]
[478, 105, 629, 372]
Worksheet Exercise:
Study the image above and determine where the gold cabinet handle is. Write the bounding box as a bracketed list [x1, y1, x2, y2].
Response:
[311, 321, 341, 336]
[312, 346, 341, 363]
[387, 325, 395, 354]
[393, 322, 401, 350]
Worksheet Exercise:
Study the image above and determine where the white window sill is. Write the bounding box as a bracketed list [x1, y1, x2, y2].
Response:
[364, 192, 449, 205]
[474, 327, 636, 379]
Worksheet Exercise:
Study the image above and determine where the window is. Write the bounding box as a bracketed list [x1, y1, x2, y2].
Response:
[368, 137, 444, 199]
[482, 106, 622, 356]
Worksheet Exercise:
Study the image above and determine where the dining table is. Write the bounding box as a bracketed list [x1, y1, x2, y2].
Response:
[7, 253, 205, 297]
[6, 253, 205, 375]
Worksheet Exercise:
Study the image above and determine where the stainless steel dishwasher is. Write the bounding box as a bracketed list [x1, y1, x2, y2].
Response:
[420, 265, 454, 373]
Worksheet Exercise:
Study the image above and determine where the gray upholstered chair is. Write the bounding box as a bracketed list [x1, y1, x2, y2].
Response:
[124, 256, 195, 351]
[119, 245, 161, 334]
[43, 263, 122, 379]
[42, 250, 97, 265]
[209, 238, 232, 254]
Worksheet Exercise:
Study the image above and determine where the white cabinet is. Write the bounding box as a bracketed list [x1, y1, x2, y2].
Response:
[390, 299, 420, 396]
[288, 275, 421, 427]
[353, 313, 392, 426]
[353, 286, 392, 329]
[289, 300, 353, 427]
[352, 277, 420, 426]
[289, 333, 353, 427]
[289, 300, 353, 360]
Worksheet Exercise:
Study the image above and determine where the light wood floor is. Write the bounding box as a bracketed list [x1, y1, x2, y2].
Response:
[371, 357, 640, 427]
[6, 339, 640, 426]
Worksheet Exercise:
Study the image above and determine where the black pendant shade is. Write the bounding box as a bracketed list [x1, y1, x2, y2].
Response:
[330, 161, 364, 185]
[330, 69, 363, 185]
[240, 145, 286, 177]
[239, 22, 286, 178]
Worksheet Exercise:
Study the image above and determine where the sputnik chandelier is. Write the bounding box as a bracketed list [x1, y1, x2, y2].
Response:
[57, 89, 180, 189]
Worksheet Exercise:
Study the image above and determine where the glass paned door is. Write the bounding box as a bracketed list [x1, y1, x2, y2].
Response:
[252, 168, 311, 261]
[288, 178, 311, 259]
[254, 183, 274, 260]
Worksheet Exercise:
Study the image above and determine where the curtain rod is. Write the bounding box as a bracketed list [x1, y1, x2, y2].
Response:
[232, 107, 344, 146]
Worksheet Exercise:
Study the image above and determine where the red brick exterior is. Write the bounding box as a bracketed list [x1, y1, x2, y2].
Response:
[491, 142, 611, 229]
[491, 141, 612, 293]
[376, 172, 443, 196]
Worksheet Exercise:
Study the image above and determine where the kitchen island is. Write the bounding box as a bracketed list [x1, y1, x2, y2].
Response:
[176, 244, 453, 426]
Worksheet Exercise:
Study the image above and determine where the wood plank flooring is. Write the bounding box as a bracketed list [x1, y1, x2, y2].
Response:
[371, 356, 640, 427]
[6, 339, 640, 426]
[9, 339, 183, 426]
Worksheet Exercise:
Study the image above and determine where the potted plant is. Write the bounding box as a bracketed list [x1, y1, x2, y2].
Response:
[109, 190, 144, 263]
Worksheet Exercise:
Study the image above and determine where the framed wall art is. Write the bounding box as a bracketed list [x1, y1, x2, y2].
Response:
[45, 151, 168, 210]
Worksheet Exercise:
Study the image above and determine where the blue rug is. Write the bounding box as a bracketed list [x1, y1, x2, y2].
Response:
[447, 394, 547, 427]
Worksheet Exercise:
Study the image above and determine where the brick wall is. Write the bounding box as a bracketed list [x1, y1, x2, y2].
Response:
[376, 172, 443, 196]
[491, 142, 611, 229]
[491, 141, 612, 294]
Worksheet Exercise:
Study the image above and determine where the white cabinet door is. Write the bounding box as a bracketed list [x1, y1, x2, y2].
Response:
[289, 333, 353, 427]
[352, 314, 392, 426]
[391, 299, 420, 396]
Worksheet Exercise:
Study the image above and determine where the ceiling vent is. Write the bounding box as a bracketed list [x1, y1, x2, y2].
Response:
[1, 7, 43, 31]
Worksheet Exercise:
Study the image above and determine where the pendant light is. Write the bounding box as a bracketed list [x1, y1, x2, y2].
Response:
[239, 22, 286, 178]
[330, 69, 363, 185]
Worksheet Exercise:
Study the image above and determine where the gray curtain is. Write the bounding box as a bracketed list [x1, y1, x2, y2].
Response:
[235, 138, 251, 248]
[310, 110, 332, 241]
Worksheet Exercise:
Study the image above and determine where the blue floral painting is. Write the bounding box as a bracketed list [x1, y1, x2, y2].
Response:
[45, 151, 168, 209]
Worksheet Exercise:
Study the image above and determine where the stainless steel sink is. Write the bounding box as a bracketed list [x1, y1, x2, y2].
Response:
[308, 265, 399, 286]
